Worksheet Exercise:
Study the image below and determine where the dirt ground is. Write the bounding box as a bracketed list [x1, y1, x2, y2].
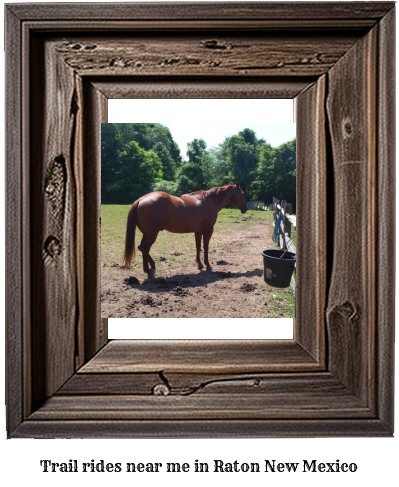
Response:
[101, 213, 294, 319]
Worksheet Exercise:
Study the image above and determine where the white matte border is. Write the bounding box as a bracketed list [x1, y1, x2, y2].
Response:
[108, 318, 293, 339]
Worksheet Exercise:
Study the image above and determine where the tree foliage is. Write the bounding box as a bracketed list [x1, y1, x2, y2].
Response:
[101, 123, 296, 208]
[101, 123, 181, 203]
[251, 139, 296, 206]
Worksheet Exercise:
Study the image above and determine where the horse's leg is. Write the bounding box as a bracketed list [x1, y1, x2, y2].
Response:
[203, 227, 214, 270]
[147, 253, 156, 273]
[195, 232, 204, 269]
[138, 232, 158, 278]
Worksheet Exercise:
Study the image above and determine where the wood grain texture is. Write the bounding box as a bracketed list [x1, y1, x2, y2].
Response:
[295, 76, 326, 363]
[13, 418, 391, 439]
[29, 393, 371, 421]
[7, 2, 394, 22]
[61, 371, 357, 397]
[80, 340, 320, 374]
[91, 78, 311, 100]
[20, 19, 385, 33]
[5, 5, 24, 436]
[36, 371, 374, 422]
[326, 26, 377, 405]
[30, 37, 78, 407]
[54, 33, 360, 78]
[376, 6, 395, 432]
[5, 2, 395, 438]
[58, 372, 162, 395]
[80, 81, 108, 364]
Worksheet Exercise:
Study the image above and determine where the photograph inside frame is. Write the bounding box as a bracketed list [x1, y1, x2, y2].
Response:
[101, 100, 296, 338]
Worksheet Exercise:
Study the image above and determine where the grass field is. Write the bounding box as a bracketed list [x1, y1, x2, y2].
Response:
[101, 205, 295, 319]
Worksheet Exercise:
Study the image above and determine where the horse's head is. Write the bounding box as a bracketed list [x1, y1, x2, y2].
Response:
[231, 183, 247, 214]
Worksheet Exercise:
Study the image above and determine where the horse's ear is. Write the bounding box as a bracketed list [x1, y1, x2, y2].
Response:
[235, 182, 240, 188]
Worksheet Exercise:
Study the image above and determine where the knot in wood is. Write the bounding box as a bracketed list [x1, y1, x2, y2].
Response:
[343, 119, 353, 137]
[152, 383, 170, 396]
[83, 44, 97, 51]
[44, 181, 56, 197]
[339, 301, 358, 321]
[44, 236, 61, 258]
[45, 156, 66, 210]
[201, 39, 227, 50]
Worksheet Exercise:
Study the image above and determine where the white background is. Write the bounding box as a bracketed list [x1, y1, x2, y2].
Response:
[1, 1, 398, 486]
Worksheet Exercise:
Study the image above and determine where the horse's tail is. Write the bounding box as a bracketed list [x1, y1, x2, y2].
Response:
[122, 200, 139, 269]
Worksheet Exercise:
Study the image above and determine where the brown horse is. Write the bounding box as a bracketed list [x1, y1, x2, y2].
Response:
[123, 183, 247, 278]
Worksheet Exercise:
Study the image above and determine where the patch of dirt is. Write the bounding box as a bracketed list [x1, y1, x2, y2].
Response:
[140, 295, 157, 307]
[240, 283, 257, 293]
[124, 276, 140, 286]
[101, 218, 293, 319]
[171, 286, 191, 297]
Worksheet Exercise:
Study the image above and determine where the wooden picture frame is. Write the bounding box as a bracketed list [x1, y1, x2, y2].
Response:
[5, 2, 395, 438]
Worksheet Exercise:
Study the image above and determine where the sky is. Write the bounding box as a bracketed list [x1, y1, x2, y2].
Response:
[108, 99, 295, 158]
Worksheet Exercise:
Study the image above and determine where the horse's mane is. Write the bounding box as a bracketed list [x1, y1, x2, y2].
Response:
[204, 184, 235, 197]
[180, 189, 206, 199]
[181, 184, 234, 199]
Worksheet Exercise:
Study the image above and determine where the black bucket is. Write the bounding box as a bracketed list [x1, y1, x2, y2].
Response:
[262, 249, 296, 288]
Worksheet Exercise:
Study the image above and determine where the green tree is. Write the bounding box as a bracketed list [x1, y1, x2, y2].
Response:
[187, 138, 207, 164]
[200, 150, 216, 189]
[175, 138, 208, 193]
[223, 131, 259, 196]
[250, 141, 275, 202]
[144, 124, 182, 174]
[112, 141, 163, 203]
[274, 139, 296, 205]
[239, 127, 257, 145]
[152, 141, 176, 181]
[101, 123, 182, 203]
[152, 179, 178, 195]
[176, 162, 204, 194]
[252, 139, 296, 208]
[101, 123, 124, 203]
[207, 144, 234, 188]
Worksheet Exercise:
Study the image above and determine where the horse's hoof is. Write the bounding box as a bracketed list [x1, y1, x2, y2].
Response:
[206, 266, 212, 271]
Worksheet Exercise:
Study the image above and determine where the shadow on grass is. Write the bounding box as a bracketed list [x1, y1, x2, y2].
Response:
[124, 267, 264, 293]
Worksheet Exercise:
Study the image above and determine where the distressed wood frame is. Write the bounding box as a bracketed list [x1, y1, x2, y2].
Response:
[5, 2, 395, 438]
